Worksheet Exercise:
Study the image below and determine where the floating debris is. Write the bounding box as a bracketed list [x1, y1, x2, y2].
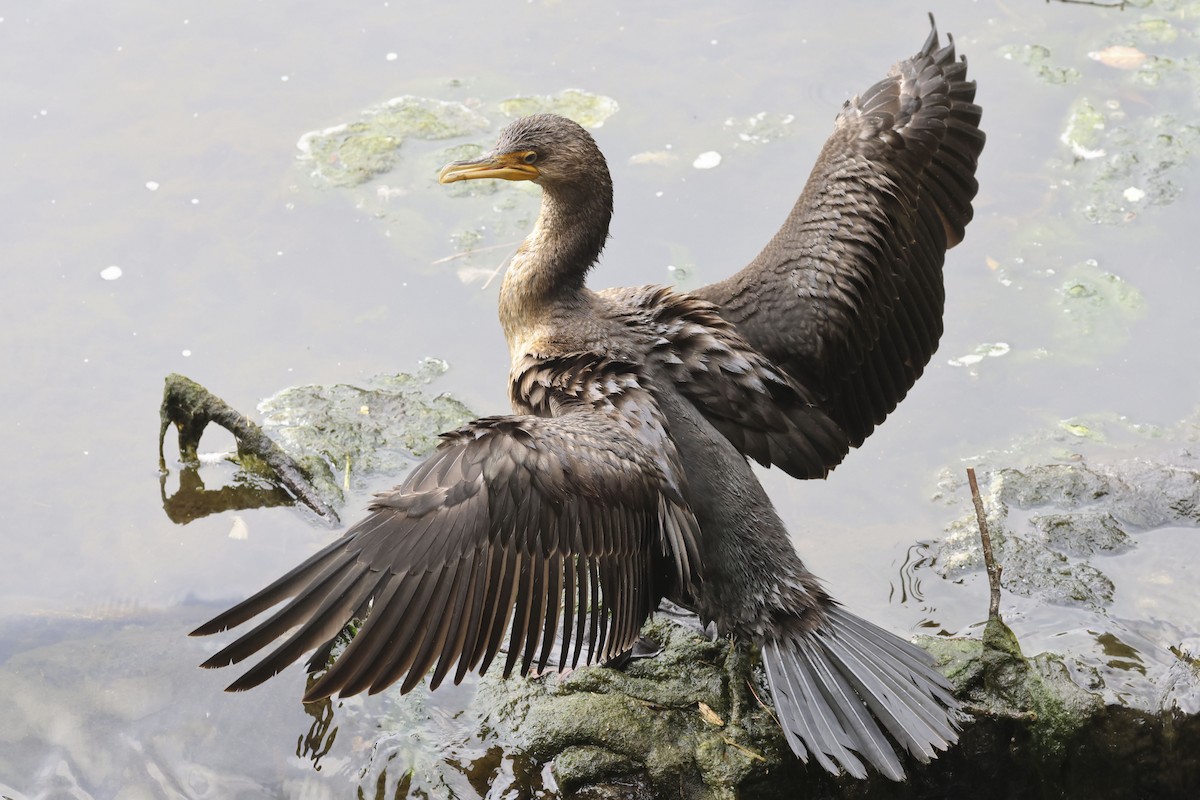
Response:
[296, 96, 490, 188]
[1060, 99, 1107, 161]
[723, 111, 797, 145]
[1088, 45, 1149, 71]
[228, 515, 249, 541]
[1001, 43, 1081, 85]
[496, 89, 619, 128]
[628, 150, 678, 166]
[948, 342, 1011, 370]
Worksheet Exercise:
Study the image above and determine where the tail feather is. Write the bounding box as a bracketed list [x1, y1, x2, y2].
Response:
[828, 607, 958, 706]
[761, 605, 959, 781]
[820, 631, 952, 758]
[765, 639, 868, 778]
[797, 635, 906, 779]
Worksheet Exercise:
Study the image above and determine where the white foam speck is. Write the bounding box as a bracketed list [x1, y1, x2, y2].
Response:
[229, 516, 249, 540]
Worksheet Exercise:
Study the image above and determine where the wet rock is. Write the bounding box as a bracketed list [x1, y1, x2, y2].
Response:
[1031, 511, 1133, 557]
[449, 609, 1200, 798]
[935, 410, 1200, 715]
[474, 618, 787, 800]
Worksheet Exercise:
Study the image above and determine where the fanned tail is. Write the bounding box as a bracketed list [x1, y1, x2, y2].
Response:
[761, 605, 959, 781]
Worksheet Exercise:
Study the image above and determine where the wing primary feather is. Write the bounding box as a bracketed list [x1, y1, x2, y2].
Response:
[458, 544, 496, 676]
[617, 519, 637, 656]
[303, 573, 405, 700]
[351, 569, 440, 695]
[503, 550, 536, 678]
[201, 555, 361, 669]
[520, 550, 549, 675]
[466, 537, 508, 672]
[455, 544, 493, 685]
[559, 551, 577, 669]
[221, 561, 374, 692]
[481, 546, 521, 676]
[573, 553, 589, 667]
[586, 556, 601, 664]
[192, 540, 350, 637]
[537, 551, 564, 673]
[373, 565, 456, 695]
[403, 561, 466, 693]
[321, 569, 427, 698]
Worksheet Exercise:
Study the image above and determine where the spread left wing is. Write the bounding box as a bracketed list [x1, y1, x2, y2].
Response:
[192, 359, 701, 701]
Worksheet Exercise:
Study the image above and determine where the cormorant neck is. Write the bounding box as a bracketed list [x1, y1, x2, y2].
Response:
[499, 177, 613, 351]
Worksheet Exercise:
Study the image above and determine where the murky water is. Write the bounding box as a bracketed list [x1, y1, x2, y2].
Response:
[3, 0, 1198, 796]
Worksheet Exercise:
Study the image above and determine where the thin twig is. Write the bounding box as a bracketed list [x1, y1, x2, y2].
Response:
[481, 245, 520, 290]
[1048, 0, 1127, 8]
[967, 467, 1002, 621]
[745, 676, 779, 728]
[721, 737, 767, 762]
[431, 239, 522, 265]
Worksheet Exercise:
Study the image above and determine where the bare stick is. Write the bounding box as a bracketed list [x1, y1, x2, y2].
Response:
[481, 245, 521, 290]
[160, 374, 339, 523]
[1049, 0, 1126, 8]
[967, 467, 1002, 620]
[431, 239, 522, 265]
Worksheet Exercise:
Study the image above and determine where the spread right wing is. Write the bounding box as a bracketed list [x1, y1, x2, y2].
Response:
[694, 17, 984, 451]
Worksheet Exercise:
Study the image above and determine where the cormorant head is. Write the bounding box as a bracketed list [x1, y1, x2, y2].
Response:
[438, 114, 606, 191]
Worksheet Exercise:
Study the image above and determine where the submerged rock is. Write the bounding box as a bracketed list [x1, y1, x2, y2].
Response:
[257, 357, 475, 500]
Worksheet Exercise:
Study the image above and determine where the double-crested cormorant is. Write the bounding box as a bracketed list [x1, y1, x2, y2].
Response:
[192, 19, 984, 781]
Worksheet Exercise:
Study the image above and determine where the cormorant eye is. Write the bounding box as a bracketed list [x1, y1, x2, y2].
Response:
[522, 151, 538, 165]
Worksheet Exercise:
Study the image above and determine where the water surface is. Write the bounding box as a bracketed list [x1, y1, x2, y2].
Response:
[2, 0, 1198, 796]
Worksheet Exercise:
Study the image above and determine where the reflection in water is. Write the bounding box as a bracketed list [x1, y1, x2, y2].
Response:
[159, 465, 294, 525]
[297, 695, 338, 772]
[891, 541, 929, 606]
[1094, 630, 1147, 675]
[892, 542, 961, 636]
